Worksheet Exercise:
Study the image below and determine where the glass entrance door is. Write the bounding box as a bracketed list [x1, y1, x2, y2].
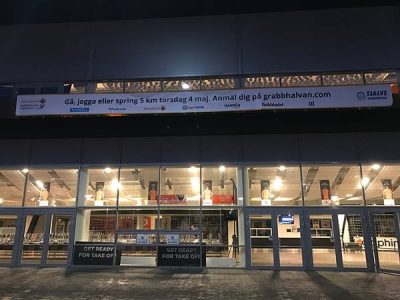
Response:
[0, 214, 19, 265]
[19, 210, 74, 266]
[371, 212, 400, 272]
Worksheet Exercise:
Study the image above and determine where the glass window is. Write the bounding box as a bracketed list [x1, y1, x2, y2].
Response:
[117, 209, 158, 230]
[201, 78, 237, 90]
[365, 72, 397, 84]
[0, 215, 17, 263]
[160, 167, 200, 206]
[247, 166, 302, 206]
[277, 213, 303, 266]
[162, 79, 201, 91]
[302, 165, 363, 206]
[0, 169, 26, 207]
[79, 167, 119, 207]
[202, 209, 239, 246]
[250, 214, 273, 266]
[64, 83, 86, 94]
[75, 209, 116, 243]
[322, 73, 363, 86]
[17, 87, 36, 95]
[24, 169, 78, 207]
[47, 214, 72, 264]
[202, 166, 239, 206]
[362, 164, 400, 206]
[124, 80, 161, 93]
[159, 209, 200, 231]
[39, 87, 58, 94]
[118, 167, 158, 206]
[21, 214, 46, 264]
[281, 75, 321, 87]
[244, 76, 280, 88]
[0, 85, 14, 96]
[95, 82, 123, 93]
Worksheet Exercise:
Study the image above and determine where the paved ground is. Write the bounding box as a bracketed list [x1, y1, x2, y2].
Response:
[0, 268, 399, 299]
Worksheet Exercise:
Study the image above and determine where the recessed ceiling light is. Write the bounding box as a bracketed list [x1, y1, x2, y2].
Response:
[361, 177, 370, 186]
[181, 82, 190, 90]
[22, 168, 29, 173]
[219, 165, 226, 172]
[372, 164, 381, 170]
[104, 167, 112, 173]
[278, 165, 286, 171]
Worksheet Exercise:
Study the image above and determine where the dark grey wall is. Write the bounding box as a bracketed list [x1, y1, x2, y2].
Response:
[0, 6, 399, 83]
[0, 132, 398, 166]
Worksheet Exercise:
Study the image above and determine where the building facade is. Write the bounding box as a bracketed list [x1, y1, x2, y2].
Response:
[0, 5, 400, 272]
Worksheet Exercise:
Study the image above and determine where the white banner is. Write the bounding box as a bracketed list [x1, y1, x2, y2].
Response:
[16, 84, 393, 116]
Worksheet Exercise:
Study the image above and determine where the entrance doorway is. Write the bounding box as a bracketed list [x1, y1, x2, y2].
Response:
[18, 210, 74, 266]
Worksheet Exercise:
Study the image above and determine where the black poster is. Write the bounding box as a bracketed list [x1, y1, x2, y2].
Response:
[148, 181, 158, 201]
[381, 179, 394, 200]
[157, 246, 206, 267]
[73, 243, 120, 265]
[260, 180, 270, 200]
[319, 180, 331, 200]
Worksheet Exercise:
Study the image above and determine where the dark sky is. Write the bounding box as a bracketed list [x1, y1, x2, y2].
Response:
[0, 0, 398, 25]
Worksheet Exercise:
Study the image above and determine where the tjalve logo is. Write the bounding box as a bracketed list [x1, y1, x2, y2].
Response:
[356, 91, 366, 101]
[39, 98, 46, 109]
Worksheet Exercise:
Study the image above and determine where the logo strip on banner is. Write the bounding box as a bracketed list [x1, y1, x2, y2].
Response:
[16, 84, 393, 116]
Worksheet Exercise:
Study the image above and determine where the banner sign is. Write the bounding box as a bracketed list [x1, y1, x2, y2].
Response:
[73, 243, 119, 265]
[260, 180, 271, 206]
[381, 179, 395, 206]
[16, 84, 393, 116]
[319, 180, 332, 206]
[157, 245, 206, 267]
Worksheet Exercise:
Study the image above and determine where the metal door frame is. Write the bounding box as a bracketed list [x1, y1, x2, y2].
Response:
[17, 208, 75, 267]
[245, 207, 306, 270]
[368, 208, 400, 274]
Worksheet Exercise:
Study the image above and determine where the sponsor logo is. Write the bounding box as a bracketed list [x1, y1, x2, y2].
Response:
[70, 108, 89, 112]
[357, 90, 388, 101]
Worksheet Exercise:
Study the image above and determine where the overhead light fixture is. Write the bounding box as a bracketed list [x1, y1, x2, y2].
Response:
[371, 164, 381, 170]
[219, 165, 226, 172]
[0, 198, 3, 204]
[361, 177, 370, 187]
[35, 180, 44, 189]
[104, 167, 112, 173]
[273, 177, 283, 191]
[346, 193, 352, 197]
[181, 82, 190, 90]
[111, 179, 120, 190]
[22, 168, 29, 174]
[189, 166, 198, 173]
[331, 195, 339, 201]
[278, 165, 286, 171]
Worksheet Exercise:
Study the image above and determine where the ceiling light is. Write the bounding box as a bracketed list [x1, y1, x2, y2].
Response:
[189, 166, 198, 173]
[104, 167, 112, 173]
[346, 194, 352, 197]
[0, 198, 3, 204]
[278, 165, 286, 171]
[273, 177, 283, 191]
[22, 168, 29, 173]
[331, 195, 339, 201]
[371, 164, 381, 170]
[35, 180, 44, 189]
[361, 177, 370, 187]
[219, 165, 226, 172]
[181, 82, 190, 90]
[111, 179, 120, 190]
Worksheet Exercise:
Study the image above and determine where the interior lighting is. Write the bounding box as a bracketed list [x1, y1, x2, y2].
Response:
[0, 198, 3, 204]
[273, 177, 283, 191]
[219, 165, 226, 172]
[278, 165, 286, 171]
[22, 168, 29, 173]
[104, 167, 112, 173]
[111, 179, 120, 190]
[361, 177, 370, 187]
[181, 82, 190, 90]
[35, 180, 44, 189]
[372, 164, 381, 170]
[189, 166, 198, 173]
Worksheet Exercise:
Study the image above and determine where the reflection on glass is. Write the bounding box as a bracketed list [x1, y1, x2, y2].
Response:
[202, 167, 238, 206]
[0, 215, 17, 263]
[159, 209, 200, 231]
[160, 167, 200, 206]
[0, 169, 25, 207]
[24, 169, 78, 207]
[250, 214, 273, 266]
[47, 215, 71, 264]
[310, 214, 336, 267]
[247, 166, 302, 206]
[118, 167, 159, 206]
[373, 213, 400, 271]
[75, 209, 116, 243]
[302, 165, 363, 206]
[117, 210, 158, 230]
[338, 214, 367, 268]
[81, 168, 119, 206]
[277, 214, 302, 266]
[363, 164, 400, 206]
[117, 234, 157, 266]
[21, 215, 46, 264]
